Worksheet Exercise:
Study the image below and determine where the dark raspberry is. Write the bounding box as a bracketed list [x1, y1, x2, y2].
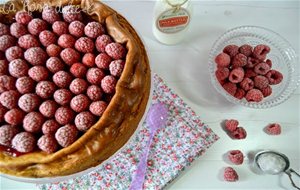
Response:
[68, 21, 85, 37]
[53, 71, 73, 88]
[23, 112, 44, 133]
[10, 22, 28, 38]
[46, 44, 62, 57]
[0, 35, 16, 52]
[86, 68, 105, 85]
[4, 108, 25, 125]
[266, 59, 272, 68]
[266, 70, 283, 85]
[215, 67, 229, 81]
[0, 90, 20, 109]
[245, 89, 264, 102]
[0, 59, 8, 75]
[96, 34, 113, 53]
[18, 94, 40, 112]
[246, 57, 259, 68]
[95, 53, 112, 69]
[238, 44, 253, 57]
[87, 85, 103, 101]
[244, 68, 257, 79]
[53, 89, 73, 106]
[75, 111, 95, 132]
[229, 67, 244, 83]
[39, 100, 58, 118]
[60, 48, 80, 65]
[232, 53, 247, 68]
[253, 44, 270, 61]
[58, 34, 76, 48]
[225, 119, 239, 132]
[36, 81, 56, 99]
[231, 127, 247, 139]
[105, 43, 127, 60]
[8, 59, 29, 77]
[39, 30, 57, 47]
[234, 88, 245, 100]
[12, 132, 36, 153]
[55, 124, 78, 147]
[28, 66, 49, 82]
[42, 119, 60, 135]
[15, 11, 33, 25]
[261, 85, 272, 97]
[215, 53, 230, 68]
[24, 47, 48, 66]
[82, 53, 96, 67]
[52, 21, 68, 35]
[84, 22, 105, 38]
[223, 45, 239, 57]
[224, 167, 239, 182]
[18, 34, 40, 49]
[89, 101, 107, 116]
[70, 94, 90, 112]
[0, 104, 7, 122]
[42, 6, 61, 24]
[240, 78, 254, 91]
[254, 75, 269, 90]
[55, 107, 75, 125]
[70, 78, 88, 95]
[70, 63, 87, 78]
[0, 75, 16, 93]
[16, 77, 35, 94]
[75, 37, 95, 53]
[5, 46, 23, 62]
[62, 5, 83, 23]
[228, 150, 244, 165]
[0, 23, 9, 36]
[222, 82, 237, 96]
[109, 60, 125, 77]
[0, 125, 19, 147]
[265, 123, 281, 135]
[254, 62, 270, 75]
[38, 134, 59, 153]
[28, 18, 47, 36]
[46, 57, 64, 73]
[101, 75, 116, 94]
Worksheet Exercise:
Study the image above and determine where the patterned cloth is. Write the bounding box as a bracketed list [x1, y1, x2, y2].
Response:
[39, 74, 219, 190]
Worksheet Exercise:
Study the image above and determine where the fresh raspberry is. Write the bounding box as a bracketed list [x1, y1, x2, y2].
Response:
[15, 77, 35, 94]
[53, 89, 73, 106]
[109, 60, 125, 77]
[222, 82, 237, 96]
[28, 18, 47, 36]
[42, 6, 61, 24]
[225, 119, 239, 132]
[254, 75, 269, 90]
[232, 53, 247, 68]
[265, 123, 281, 135]
[0, 104, 7, 122]
[62, 5, 83, 23]
[53, 71, 73, 88]
[70, 78, 88, 95]
[18, 34, 40, 49]
[234, 88, 245, 100]
[0, 60, 8, 75]
[55, 106, 75, 125]
[55, 124, 78, 147]
[229, 67, 244, 83]
[23, 112, 45, 133]
[215, 53, 230, 68]
[244, 68, 257, 79]
[0, 125, 19, 147]
[266, 59, 272, 68]
[46, 44, 62, 57]
[70, 63, 87, 78]
[101, 75, 117, 94]
[58, 34, 76, 48]
[39, 100, 58, 118]
[82, 53, 96, 67]
[0, 35, 16, 52]
[68, 21, 85, 37]
[75, 37, 95, 53]
[89, 101, 107, 116]
[253, 44, 270, 61]
[231, 127, 247, 139]
[15, 11, 33, 25]
[42, 119, 60, 135]
[8, 59, 29, 77]
[52, 21, 68, 35]
[223, 45, 239, 57]
[254, 62, 270, 75]
[261, 85, 272, 97]
[0, 75, 16, 93]
[10, 22, 28, 38]
[0, 23, 9, 36]
[18, 94, 40, 112]
[246, 57, 259, 68]
[37, 134, 58, 153]
[5, 46, 23, 62]
[35, 81, 56, 99]
[12, 132, 36, 153]
[87, 85, 103, 101]
[266, 70, 283, 85]
[60, 48, 80, 65]
[75, 111, 95, 131]
[84, 22, 105, 38]
[95, 53, 112, 69]
[105, 43, 127, 60]
[28, 66, 49, 82]
[228, 150, 244, 165]
[240, 78, 254, 91]
[39, 30, 57, 47]
[245, 89, 264, 102]
[4, 108, 25, 125]
[96, 35, 113, 53]
[238, 44, 253, 57]
[46, 57, 64, 73]
[24, 47, 48, 66]
[86, 68, 105, 85]
[215, 67, 229, 81]
[0, 90, 20, 109]
[224, 167, 239, 182]
[70, 94, 90, 112]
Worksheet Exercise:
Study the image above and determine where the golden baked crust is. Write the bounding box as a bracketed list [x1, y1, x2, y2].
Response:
[0, 0, 151, 177]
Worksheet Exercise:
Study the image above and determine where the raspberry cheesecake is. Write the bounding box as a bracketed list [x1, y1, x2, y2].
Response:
[0, 0, 151, 177]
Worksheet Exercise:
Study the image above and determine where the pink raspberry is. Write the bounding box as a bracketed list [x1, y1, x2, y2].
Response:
[75, 111, 95, 132]
[55, 107, 75, 125]
[105, 43, 127, 60]
[54, 89, 73, 106]
[18, 34, 40, 49]
[101, 75, 117, 94]
[254, 75, 269, 90]
[254, 62, 270, 75]
[223, 45, 239, 57]
[15, 77, 35, 94]
[42, 6, 61, 24]
[37, 134, 58, 154]
[266, 70, 283, 85]
[228, 150, 244, 165]
[222, 82, 237, 96]
[75, 37, 95, 53]
[24, 47, 48, 66]
[18, 94, 40, 112]
[39, 100, 58, 118]
[82, 53, 96, 67]
[4, 108, 25, 125]
[215, 67, 229, 81]
[84, 22, 105, 38]
[246, 57, 259, 68]
[253, 44, 270, 61]
[215, 53, 231, 68]
[239, 44, 253, 57]
[35, 81, 56, 99]
[52, 21, 68, 35]
[70, 63, 87, 78]
[96, 34, 113, 53]
[0, 23, 9, 36]
[240, 78, 254, 91]
[86, 68, 105, 85]
[232, 53, 247, 68]
[23, 112, 45, 133]
[46, 44, 62, 57]
[62, 5, 83, 23]
[266, 59, 272, 68]
[225, 119, 239, 132]
[265, 123, 281, 135]
[261, 85, 272, 97]
[109, 60, 125, 77]
[5, 46, 23, 62]
[0, 104, 7, 122]
[244, 68, 257, 78]
[224, 167, 239, 182]
[0, 125, 19, 147]
[0, 35, 16, 52]
[95, 53, 112, 69]
[70, 94, 90, 112]
[42, 119, 60, 135]
[0, 90, 20, 109]
[87, 85, 103, 101]
[55, 124, 78, 147]
[28, 66, 49, 82]
[39, 30, 57, 47]
[10, 22, 28, 38]
[8, 59, 29, 78]
[234, 88, 245, 100]
[0, 60, 8, 75]
[46, 57, 64, 73]
[70, 78, 88, 95]
[68, 21, 85, 37]
[58, 34, 76, 48]
[12, 132, 36, 153]
[89, 101, 107, 116]
[245, 89, 264, 102]
[28, 18, 47, 36]
[60, 48, 80, 65]
[229, 67, 244, 83]
[231, 127, 247, 139]
[0, 75, 16, 93]
[53, 71, 73, 88]
[15, 11, 33, 25]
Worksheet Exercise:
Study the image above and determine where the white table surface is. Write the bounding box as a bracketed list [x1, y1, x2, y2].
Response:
[1, 1, 299, 190]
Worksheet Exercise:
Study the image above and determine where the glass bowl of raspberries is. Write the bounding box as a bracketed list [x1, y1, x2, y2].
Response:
[209, 25, 299, 108]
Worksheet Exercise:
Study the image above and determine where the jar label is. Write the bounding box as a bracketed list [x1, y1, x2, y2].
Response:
[156, 8, 190, 34]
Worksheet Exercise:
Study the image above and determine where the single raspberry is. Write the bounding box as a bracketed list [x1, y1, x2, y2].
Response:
[240, 78, 254, 91]
[4, 108, 25, 125]
[266, 59, 272, 68]
[234, 88, 245, 100]
[0, 125, 19, 147]
[35, 81, 56, 99]
[225, 119, 239, 132]
[239, 44, 253, 57]
[68, 21, 85, 37]
[231, 127, 247, 139]
[5, 46, 23, 62]
[53, 89, 73, 106]
[253, 44, 270, 61]
[86, 68, 105, 85]
[60, 48, 80, 65]
[55, 124, 78, 147]
[55, 107, 75, 125]
[53, 71, 73, 88]
[244, 68, 257, 79]
[0, 75, 16, 93]
[82, 53, 96, 67]
[28, 66, 49, 82]
[0, 23, 9, 36]
[105, 43, 127, 60]
[37, 134, 58, 153]
[222, 82, 237, 96]
[39, 100, 58, 118]
[75, 111, 95, 131]
[87, 85, 103, 101]
[15, 11, 33, 25]
[62, 5, 83, 23]
[0, 60, 8, 75]
[0, 90, 20, 109]
[52, 21, 68, 35]
[12, 132, 36, 153]
[254, 75, 269, 90]
[0, 104, 7, 122]
[18, 34, 40, 49]
[265, 123, 281, 135]
[39, 30, 57, 47]
[228, 150, 244, 165]
[28, 18, 47, 36]
[96, 34, 113, 53]
[101, 75, 117, 94]
[42, 119, 60, 135]
[70, 94, 90, 113]
[215, 67, 229, 81]
[8, 59, 29, 77]
[232, 53, 247, 68]
[224, 167, 239, 182]
[261, 85, 272, 97]
[223, 45, 239, 57]
[18, 94, 41, 112]
[89, 101, 107, 116]
[70, 78, 88, 95]
[46, 44, 62, 57]
[109, 60, 125, 77]
[70, 63, 87, 78]
[42, 6, 61, 24]
[23, 112, 44, 133]
[75, 37, 95, 53]
[229, 67, 244, 83]
[245, 89, 264, 102]
[58, 34, 76, 48]
[246, 57, 259, 68]
[46, 57, 64, 73]
[95, 53, 112, 70]
[254, 62, 270, 75]
[10, 22, 28, 38]
[266, 70, 283, 85]
[24, 47, 48, 66]
[84, 22, 105, 38]
[0, 35, 16, 52]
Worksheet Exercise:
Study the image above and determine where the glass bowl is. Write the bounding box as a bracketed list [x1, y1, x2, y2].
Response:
[208, 25, 299, 109]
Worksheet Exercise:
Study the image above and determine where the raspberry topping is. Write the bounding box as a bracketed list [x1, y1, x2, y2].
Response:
[105, 43, 127, 60]
[60, 48, 80, 65]
[238, 44, 253, 57]
[8, 59, 29, 78]
[46, 44, 62, 57]
[5, 46, 23, 62]
[95, 53, 112, 70]
[82, 53, 96, 67]
[0, 90, 20, 109]
[254, 75, 269, 90]
[75, 111, 95, 131]
[228, 150, 244, 165]
[37, 134, 59, 153]
[70, 94, 90, 112]
[89, 101, 107, 116]
[35, 81, 56, 99]
[0, 35, 16, 52]
[18, 34, 40, 49]
[86, 68, 105, 85]
[225, 119, 239, 132]
[101, 75, 117, 94]
[68, 21, 85, 37]
[223, 45, 239, 57]
[15, 11, 33, 25]
[46, 57, 64, 73]
[18, 94, 41, 112]
[0, 125, 19, 147]
[42, 6, 61, 24]
[96, 34, 113, 53]
[42, 119, 60, 135]
[39, 100, 58, 118]
[55, 107, 74, 125]
[0, 23, 9, 36]
[62, 5, 83, 23]
[28, 66, 49, 82]
[224, 167, 239, 182]
[75, 37, 95, 53]
[39, 30, 57, 47]
[87, 85, 103, 101]
[53, 71, 73, 88]
[70, 78, 88, 95]
[4, 109, 25, 125]
[23, 112, 44, 133]
[53, 89, 73, 106]
[55, 124, 78, 147]
[24, 47, 48, 66]
[10, 22, 28, 38]
[52, 21, 68, 35]
[265, 123, 281, 135]
[109, 60, 125, 77]
[84, 22, 105, 38]
[254, 62, 270, 75]
[70, 63, 87, 78]
[245, 89, 264, 102]
[12, 132, 36, 153]
[266, 70, 283, 85]
[58, 34, 76, 48]
[0, 75, 16, 93]
[28, 18, 48, 36]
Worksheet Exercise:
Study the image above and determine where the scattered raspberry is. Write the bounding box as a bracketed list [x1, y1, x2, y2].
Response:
[55, 107, 75, 125]
[101, 75, 117, 94]
[266, 70, 283, 85]
[60, 48, 80, 65]
[68, 21, 85, 37]
[86, 68, 105, 85]
[42, 6, 61, 24]
[224, 167, 239, 182]
[265, 123, 281, 135]
[0, 23, 9, 36]
[82, 53, 96, 67]
[87, 85, 103, 101]
[240, 78, 254, 91]
[215, 67, 229, 82]
[244, 68, 257, 78]
[75, 111, 95, 131]
[246, 57, 259, 68]
[95, 53, 112, 70]
[24, 47, 48, 66]
[238, 44, 253, 57]
[23, 112, 44, 133]
[18, 94, 41, 112]
[55, 124, 78, 147]
[46, 44, 62, 57]
[109, 59, 125, 77]
[75, 37, 95, 53]
[70, 94, 90, 113]
[5, 46, 23, 62]
[234, 88, 245, 100]
[36, 81, 56, 99]
[228, 150, 244, 165]
[52, 21, 68, 35]
[0, 35, 16, 52]
[58, 34, 76, 48]
[105, 43, 127, 60]
[89, 101, 107, 116]
[10, 22, 28, 38]
[0, 104, 7, 122]
[8, 59, 29, 77]
[39, 100, 58, 118]
[12, 132, 36, 153]
[96, 34, 113, 53]
[15, 11, 33, 25]
[39, 30, 57, 47]
[223, 45, 239, 57]
[70, 63, 87, 78]
[0, 60, 8, 75]
[37, 134, 58, 153]
[254, 75, 269, 89]
[28, 18, 47, 36]
[18, 34, 40, 49]
[54, 89, 73, 106]
[266, 59, 272, 68]
[70, 78, 88, 95]
[42, 119, 60, 135]
[28, 66, 49, 82]
[46, 57, 64, 73]
[229, 67, 244, 83]
[4, 109, 25, 125]
[225, 119, 239, 132]
[84, 22, 105, 38]
[53, 71, 73, 88]
[231, 127, 247, 139]
[62, 5, 83, 23]
[261, 85, 272, 97]
[0, 125, 19, 147]
[232, 53, 247, 68]
[222, 82, 237, 96]
[254, 62, 270, 75]
[253, 44, 270, 61]
[245, 89, 264, 102]
[0, 90, 20, 109]
[0, 75, 16, 93]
